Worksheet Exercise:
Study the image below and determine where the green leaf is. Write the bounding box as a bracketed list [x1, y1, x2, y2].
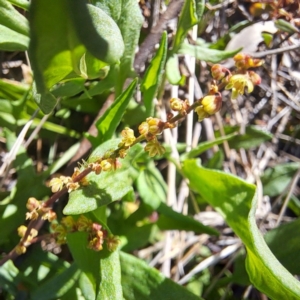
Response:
[173, 0, 200, 51]
[120, 252, 202, 300]
[63, 140, 143, 215]
[115, 0, 144, 94]
[181, 132, 237, 160]
[216, 125, 273, 150]
[182, 160, 300, 299]
[0, 24, 29, 51]
[92, 0, 122, 21]
[0, 260, 20, 295]
[69, 2, 124, 64]
[157, 202, 219, 235]
[261, 162, 300, 197]
[120, 224, 158, 252]
[7, 0, 29, 10]
[233, 218, 300, 286]
[94, 0, 143, 94]
[89, 79, 137, 147]
[204, 150, 224, 170]
[28, 0, 124, 113]
[178, 43, 242, 63]
[275, 19, 299, 34]
[136, 161, 167, 211]
[96, 250, 123, 300]
[166, 54, 183, 85]
[265, 218, 300, 275]
[0, 0, 29, 36]
[31, 263, 80, 300]
[0, 78, 28, 100]
[141, 32, 167, 116]
[67, 232, 123, 300]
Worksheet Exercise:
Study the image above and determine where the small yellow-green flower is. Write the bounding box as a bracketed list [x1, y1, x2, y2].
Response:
[225, 74, 254, 99]
[144, 138, 165, 157]
[121, 127, 136, 147]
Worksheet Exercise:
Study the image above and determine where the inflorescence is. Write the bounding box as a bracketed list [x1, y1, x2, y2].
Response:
[18, 53, 263, 255]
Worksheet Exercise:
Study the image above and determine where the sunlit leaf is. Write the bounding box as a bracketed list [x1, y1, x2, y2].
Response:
[183, 160, 300, 299]
[120, 252, 202, 300]
[141, 32, 167, 116]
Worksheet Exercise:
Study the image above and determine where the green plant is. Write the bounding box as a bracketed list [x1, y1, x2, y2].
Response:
[0, 0, 300, 299]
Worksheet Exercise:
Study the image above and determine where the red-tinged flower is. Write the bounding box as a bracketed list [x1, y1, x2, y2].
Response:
[88, 237, 104, 251]
[211, 64, 228, 80]
[234, 53, 264, 70]
[89, 162, 102, 174]
[248, 71, 261, 85]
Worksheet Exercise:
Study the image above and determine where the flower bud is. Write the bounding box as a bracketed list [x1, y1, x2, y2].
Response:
[16, 244, 26, 255]
[100, 159, 112, 172]
[146, 117, 164, 135]
[195, 94, 222, 122]
[138, 122, 149, 135]
[121, 127, 136, 147]
[18, 225, 27, 237]
[234, 53, 264, 69]
[170, 97, 183, 111]
[211, 64, 227, 80]
[201, 94, 222, 115]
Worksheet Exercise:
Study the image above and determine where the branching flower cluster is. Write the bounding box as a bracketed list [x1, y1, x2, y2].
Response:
[10, 53, 263, 259]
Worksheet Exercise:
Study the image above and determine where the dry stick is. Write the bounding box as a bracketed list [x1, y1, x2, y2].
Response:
[270, 54, 278, 118]
[251, 43, 300, 58]
[0, 109, 39, 189]
[178, 242, 241, 285]
[203, 247, 242, 298]
[24, 113, 51, 148]
[161, 86, 179, 277]
[134, 0, 184, 74]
